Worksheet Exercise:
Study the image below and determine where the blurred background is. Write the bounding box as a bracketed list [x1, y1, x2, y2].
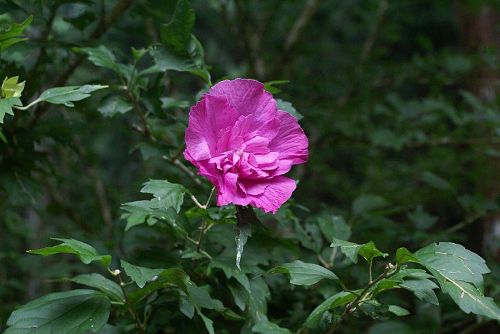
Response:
[1, 0, 499, 332]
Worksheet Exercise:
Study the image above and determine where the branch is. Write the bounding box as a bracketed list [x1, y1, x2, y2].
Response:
[28, 0, 133, 126]
[284, 0, 322, 52]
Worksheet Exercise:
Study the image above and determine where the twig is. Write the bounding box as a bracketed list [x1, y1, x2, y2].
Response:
[360, 0, 389, 64]
[284, 0, 322, 52]
[271, 0, 322, 76]
[327, 263, 397, 333]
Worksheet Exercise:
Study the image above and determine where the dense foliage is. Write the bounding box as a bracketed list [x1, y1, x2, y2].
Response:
[1, 0, 499, 333]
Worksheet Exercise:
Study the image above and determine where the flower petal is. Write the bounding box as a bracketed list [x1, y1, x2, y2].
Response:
[209, 79, 279, 138]
[244, 176, 297, 214]
[185, 95, 239, 160]
[269, 110, 308, 168]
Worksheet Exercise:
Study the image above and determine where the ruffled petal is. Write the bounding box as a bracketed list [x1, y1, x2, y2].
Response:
[269, 110, 308, 168]
[185, 95, 239, 160]
[209, 79, 280, 139]
[245, 176, 297, 213]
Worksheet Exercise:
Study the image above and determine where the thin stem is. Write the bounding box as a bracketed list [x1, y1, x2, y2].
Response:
[117, 274, 146, 334]
[368, 260, 373, 283]
[190, 194, 205, 210]
[13, 98, 41, 111]
[327, 263, 398, 334]
[205, 187, 215, 207]
[196, 218, 208, 253]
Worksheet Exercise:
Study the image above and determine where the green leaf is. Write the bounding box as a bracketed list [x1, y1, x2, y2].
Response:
[183, 283, 225, 334]
[263, 80, 289, 94]
[141, 179, 186, 212]
[414, 242, 489, 288]
[352, 195, 388, 215]
[150, 0, 210, 82]
[318, 215, 351, 241]
[128, 268, 190, 303]
[330, 238, 388, 264]
[421, 171, 453, 192]
[198, 311, 214, 334]
[70, 274, 124, 303]
[79, 46, 117, 71]
[0, 128, 7, 143]
[414, 242, 500, 319]
[252, 321, 292, 334]
[270, 260, 338, 286]
[1, 76, 25, 98]
[120, 260, 164, 288]
[28, 238, 111, 267]
[0, 97, 21, 123]
[441, 279, 500, 320]
[187, 284, 224, 311]
[78, 46, 132, 78]
[160, 97, 190, 110]
[0, 16, 32, 51]
[358, 241, 388, 263]
[387, 305, 410, 316]
[37, 85, 108, 107]
[395, 247, 418, 266]
[149, 39, 210, 83]
[408, 205, 437, 230]
[160, 0, 195, 54]
[5, 289, 110, 334]
[98, 96, 132, 117]
[276, 99, 303, 120]
[400, 278, 439, 305]
[304, 291, 356, 329]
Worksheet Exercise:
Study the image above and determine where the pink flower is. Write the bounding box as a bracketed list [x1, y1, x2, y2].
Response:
[184, 79, 308, 214]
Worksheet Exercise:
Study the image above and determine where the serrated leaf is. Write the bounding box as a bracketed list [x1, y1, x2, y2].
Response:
[330, 238, 388, 264]
[38, 85, 108, 107]
[252, 320, 292, 334]
[150, 0, 210, 82]
[276, 99, 303, 120]
[414, 242, 499, 319]
[0, 16, 32, 51]
[78, 46, 131, 78]
[414, 242, 489, 288]
[120, 260, 164, 288]
[5, 289, 110, 334]
[28, 238, 111, 267]
[160, 0, 195, 54]
[0, 97, 21, 123]
[98, 96, 132, 117]
[70, 274, 124, 303]
[395, 247, 418, 266]
[79, 46, 117, 71]
[187, 284, 224, 311]
[270, 260, 338, 286]
[400, 278, 439, 305]
[441, 279, 500, 320]
[128, 268, 190, 304]
[141, 179, 186, 213]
